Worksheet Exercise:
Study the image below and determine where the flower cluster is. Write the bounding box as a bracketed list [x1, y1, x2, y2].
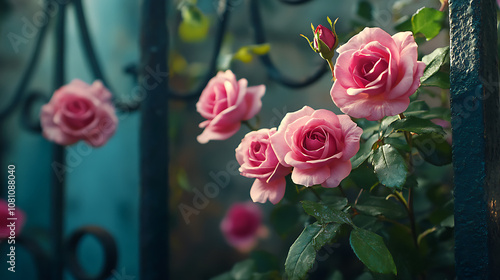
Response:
[197, 25, 424, 205]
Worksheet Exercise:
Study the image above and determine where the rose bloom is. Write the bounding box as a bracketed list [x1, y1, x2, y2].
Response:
[196, 70, 265, 144]
[235, 128, 292, 204]
[41, 79, 118, 147]
[0, 199, 25, 239]
[331, 27, 426, 121]
[270, 106, 362, 188]
[220, 202, 268, 253]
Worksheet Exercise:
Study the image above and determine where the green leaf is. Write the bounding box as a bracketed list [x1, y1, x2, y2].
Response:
[413, 133, 452, 166]
[440, 215, 454, 228]
[270, 204, 301, 238]
[301, 201, 354, 226]
[394, 16, 412, 32]
[322, 194, 349, 211]
[231, 259, 256, 280]
[389, 116, 445, 136]
[354, 193, 406, 219]
[406, 100, 430, 113]
[372, 144, 407, 190]
[411, 7, 445, 41]
[421, 71, 450, 89]
[351, 134, 379, 169]
[179, 5, 210, 42]
[420, 46, 450, 84]
[350, 228, 397, 275]
[349, 162, 379, 190]
[285, 222, 342, 280]
[357, 0, 373, 21]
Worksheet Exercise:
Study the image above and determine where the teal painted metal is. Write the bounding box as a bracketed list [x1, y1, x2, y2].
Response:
[449, 0, 500, 278]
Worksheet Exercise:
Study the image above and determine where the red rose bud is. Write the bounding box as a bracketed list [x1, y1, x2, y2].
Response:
[301, 17, 339, 61]
[313, 25, 336, 51]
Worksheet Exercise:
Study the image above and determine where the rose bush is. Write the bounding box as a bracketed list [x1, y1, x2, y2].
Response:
[40, 79, 118, 147]
[235, 128, 292, 204]
[196, 70, 265, 144]
[270, 106, 362, 188]
[331, 27, 426, 121]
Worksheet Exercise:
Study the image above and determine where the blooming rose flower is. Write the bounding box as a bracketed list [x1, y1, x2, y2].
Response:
[220, 202, 268, 252]
[270, 106, 362, 188]
[0, 199, 26, 239]
[235, 128, 292, 204]
[331, 28, 426, 121]
[196, 70, 265, 144]
[41, 79, 118, 147]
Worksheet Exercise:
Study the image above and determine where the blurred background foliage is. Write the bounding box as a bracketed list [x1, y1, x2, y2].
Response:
[0, 0, 451, 279]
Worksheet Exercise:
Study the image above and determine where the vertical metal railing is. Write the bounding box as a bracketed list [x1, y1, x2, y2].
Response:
[449, 0, 500, 278]
[139, 0, 169, 279]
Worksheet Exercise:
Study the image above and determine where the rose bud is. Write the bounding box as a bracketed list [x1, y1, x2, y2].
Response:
[301, 17, 339, 61]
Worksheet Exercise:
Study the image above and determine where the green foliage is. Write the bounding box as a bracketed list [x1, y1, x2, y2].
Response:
[420, 46, 450, 88]
[357, 0, 373, 21]
[350, 228, 397, 275]
[285, 222, 342, 280]
[388, 116, 446, 136]
[413, 133, 452, 166]
[233, 44, 271, 63]
[354, 192, 406, 220]
[301, 201, 354, 226]
[270, 203, 301, 238]
[371, 144, 408, 190]
[411, 8, 445, 41]
[178, 4, 210, 42]
[211, 256, 281, 280]
[351, 134, 379, 169]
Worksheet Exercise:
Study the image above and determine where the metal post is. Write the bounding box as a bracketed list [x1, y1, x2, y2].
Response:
[139, 0, 169, 279]
[449, 0, 500, 278]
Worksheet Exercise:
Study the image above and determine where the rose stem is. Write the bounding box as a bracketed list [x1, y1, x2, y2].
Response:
[398, 113, 419, 250]
[326, 59, 336, 81]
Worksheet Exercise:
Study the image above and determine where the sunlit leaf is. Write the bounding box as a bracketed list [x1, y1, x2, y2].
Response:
[411, 7, 445, 41]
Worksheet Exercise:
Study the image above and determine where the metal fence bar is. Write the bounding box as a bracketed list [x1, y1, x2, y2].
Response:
[449, 0, 500, 278]
[139, 0, 169, 279]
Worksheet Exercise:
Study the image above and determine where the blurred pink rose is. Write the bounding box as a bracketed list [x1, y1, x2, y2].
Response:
[196, 70, 265, 144]
[331, 28, 426, 121]
[270, 106, 362, 188]
[220, 202, 268, 252]
[0, 199, 25, 239]
[235, 128, 292, 204]
[41, 79, 118, 147]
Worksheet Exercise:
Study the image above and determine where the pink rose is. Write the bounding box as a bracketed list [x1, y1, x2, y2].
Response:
[196, 70, 265, 144]
[270, 106, 362, 188]
[41, 79, 118, 147]
[331, 28, 426, 121]
[235, 128, 292, 204]
[0, 199, 25, 239]
[313, 24, 337, 51]
[220, 202, 268, 252]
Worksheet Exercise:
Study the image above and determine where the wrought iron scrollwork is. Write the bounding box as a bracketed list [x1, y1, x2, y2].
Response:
[65, 226, 118, 280]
